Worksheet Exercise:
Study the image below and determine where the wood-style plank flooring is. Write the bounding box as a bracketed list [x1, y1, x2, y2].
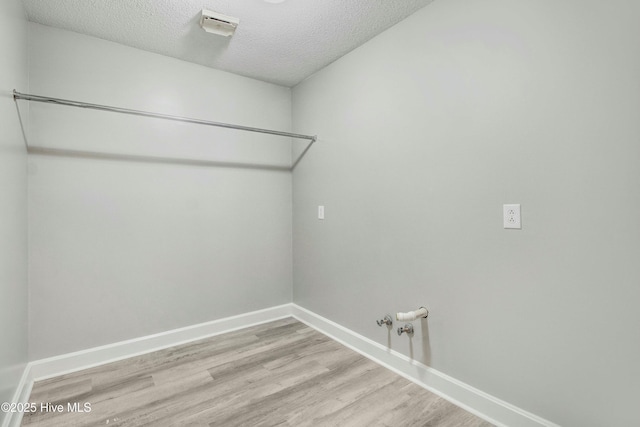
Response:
[22, 318, 492, 426]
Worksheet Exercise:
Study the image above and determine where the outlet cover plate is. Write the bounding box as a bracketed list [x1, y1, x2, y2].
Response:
[503, 204, 521, 229]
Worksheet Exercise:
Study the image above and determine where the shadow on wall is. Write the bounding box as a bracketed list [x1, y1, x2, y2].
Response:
[421, 318, 432, 366]
[26, 146, 293, 171]
[13, 95, 28, 150]
[13, 96, 315, 171]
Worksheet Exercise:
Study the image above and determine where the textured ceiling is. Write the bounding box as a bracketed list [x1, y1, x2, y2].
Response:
[21, 0, 434, 87]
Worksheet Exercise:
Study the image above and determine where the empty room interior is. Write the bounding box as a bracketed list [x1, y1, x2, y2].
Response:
[1, 0, 639, 426]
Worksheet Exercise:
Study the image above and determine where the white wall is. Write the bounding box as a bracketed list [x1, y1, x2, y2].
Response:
[292, 1, 640, 426]
[28, 24, 294, 360]
[0, 0, 28, 414]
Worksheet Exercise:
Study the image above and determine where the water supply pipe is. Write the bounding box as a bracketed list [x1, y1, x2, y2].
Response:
[396, 307, 429, 322]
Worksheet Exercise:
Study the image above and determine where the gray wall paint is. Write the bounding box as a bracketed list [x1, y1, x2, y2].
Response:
[28, 24, 293, 360]
[0, 0, 28, 413]
[292, 1, 640, 426]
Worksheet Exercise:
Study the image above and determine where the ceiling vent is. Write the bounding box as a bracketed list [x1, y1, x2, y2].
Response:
[199, 9, 239, 37]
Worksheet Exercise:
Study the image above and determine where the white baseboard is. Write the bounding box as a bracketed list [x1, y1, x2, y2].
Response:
[5, 303, 557, 427]
[29, 304, 293, 382]
[291, 304, 559, 427]
[1, 366, 33, 427]
[2, 304, 292, 427]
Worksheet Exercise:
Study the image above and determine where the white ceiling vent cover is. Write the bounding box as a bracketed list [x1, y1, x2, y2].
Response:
[199, 9, 239, 37]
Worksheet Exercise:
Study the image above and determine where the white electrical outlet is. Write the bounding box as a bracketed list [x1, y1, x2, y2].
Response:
[503, 204, 521, 229]
[318, 205, 325, 220]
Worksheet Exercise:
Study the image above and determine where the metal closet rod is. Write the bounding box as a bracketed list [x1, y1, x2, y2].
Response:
[13, 90, 317, 143]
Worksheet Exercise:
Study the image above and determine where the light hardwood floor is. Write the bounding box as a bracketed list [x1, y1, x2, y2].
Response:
[22, 318, 492, 426]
